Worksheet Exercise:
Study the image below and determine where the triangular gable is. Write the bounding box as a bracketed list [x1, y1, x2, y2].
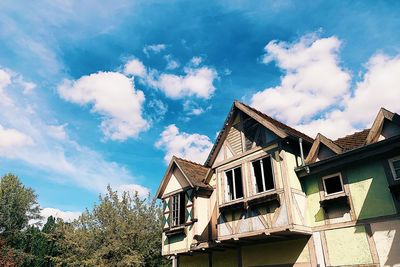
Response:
[305, 134, 343, 164]
[366, 108, 400, 144]
[156, 156, 194, 199]
[205, 101, 313, 167]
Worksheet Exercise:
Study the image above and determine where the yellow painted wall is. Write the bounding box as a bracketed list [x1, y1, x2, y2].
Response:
[180, 254, 209, 267]
[212, 249, 237, 267]
[284, 151, 302, 191]
[303, 176, 325, 227]
[324, 226, 373, 266]
[242, 238, 310, 266]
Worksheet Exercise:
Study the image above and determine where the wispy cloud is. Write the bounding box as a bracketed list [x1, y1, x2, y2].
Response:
[0, 67, 149, 194]
[143, 44, 166, 57]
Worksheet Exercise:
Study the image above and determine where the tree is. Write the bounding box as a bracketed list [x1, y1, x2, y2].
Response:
[0, 173, 41, 236]
[55, 186, 168, 267]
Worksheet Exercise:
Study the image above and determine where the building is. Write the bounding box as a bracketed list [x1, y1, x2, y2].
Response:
[156, 101, 400, 267]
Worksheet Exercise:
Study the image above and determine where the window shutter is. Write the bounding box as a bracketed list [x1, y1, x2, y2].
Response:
[185, 189, 195, 223]
[163, 198, 170, 229]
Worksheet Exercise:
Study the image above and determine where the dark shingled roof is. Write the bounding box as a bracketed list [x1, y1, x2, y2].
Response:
[240, 102, 314, 143]
[334, 129, 370, 152]
[174, 157, 211, 188]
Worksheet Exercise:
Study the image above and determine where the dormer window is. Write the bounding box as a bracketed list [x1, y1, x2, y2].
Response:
[389, 156, 400, 180]
[251, 156, 275, 194]
[322, 173, 344, 196]
[171, 192, 185, 227]
[225, 166, 244, 201]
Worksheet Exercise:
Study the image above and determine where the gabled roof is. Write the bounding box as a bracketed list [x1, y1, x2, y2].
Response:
[205, 101, 314, 167]
[304, 107, 400, 164]
[335, 129, 370, 152]
[156, 156, 211, 198]
[365, 108, 399, 144]
[305, 133, 343, 164]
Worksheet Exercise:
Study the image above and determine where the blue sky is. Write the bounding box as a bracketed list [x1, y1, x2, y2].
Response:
[1, 0, 400, 220]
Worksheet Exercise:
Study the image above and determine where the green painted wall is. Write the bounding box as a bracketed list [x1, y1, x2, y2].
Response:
[180, 254, 209, 267]
[346, 160, 396, 219]
[325, 226, 373, 266]
[242, 238, 310, 266]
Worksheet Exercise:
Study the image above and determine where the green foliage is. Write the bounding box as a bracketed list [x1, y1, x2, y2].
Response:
[0, 173, 41, 236]
[54, 186, 168, 267]
[0, 174, 167, 267]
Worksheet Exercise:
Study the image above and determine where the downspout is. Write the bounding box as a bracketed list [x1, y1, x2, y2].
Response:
[299, 138, 310, 174]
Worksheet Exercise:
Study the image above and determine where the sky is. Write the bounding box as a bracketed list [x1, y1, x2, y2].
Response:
[0, 0, 400, 221]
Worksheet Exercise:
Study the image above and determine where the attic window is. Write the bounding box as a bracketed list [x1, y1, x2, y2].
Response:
[171, 192, 185, 227]
[322, 173, 344, 196]
[252, 156, 275, 194]
[225, 166, 244, 201]
[389, 156, 400, 180]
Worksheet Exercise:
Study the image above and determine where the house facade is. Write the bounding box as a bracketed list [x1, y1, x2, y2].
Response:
[156, 101, 400, 267]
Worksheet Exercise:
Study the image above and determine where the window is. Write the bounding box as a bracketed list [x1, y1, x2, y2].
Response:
[171, 192, 185, 227]
[322, 173, 344, 196]
[225, 166, 244, 201]
[252, 156, 275, 193]
[389, 157, 400, 180]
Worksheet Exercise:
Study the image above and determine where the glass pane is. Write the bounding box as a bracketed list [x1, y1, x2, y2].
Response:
[324, 176, 343, 195]
[252, 160, 264, 193]
[262, 157, 275, 191]
[395, 169, 400, 179]
[226, 170, 234, 200]
[234, 167, 244, 199]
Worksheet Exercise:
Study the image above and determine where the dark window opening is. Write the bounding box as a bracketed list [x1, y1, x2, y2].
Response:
[390, 158, 400, 180]
[252, 157, 275, 193]
[323, 175, 343, 195]
[225, 167, 244, 201]
[171, 192, 185, 227]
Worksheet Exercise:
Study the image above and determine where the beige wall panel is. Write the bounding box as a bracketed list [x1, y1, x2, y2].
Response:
[164, 168, 189, 196]
[180, 254, 209, 267]
[371, 220, 400, 267]
[312, 232, 326, 267]
[324, 226, 373, 266]
[285, 151, 302, 190]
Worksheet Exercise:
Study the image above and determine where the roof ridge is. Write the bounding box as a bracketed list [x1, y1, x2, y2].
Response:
[238, 101, 314, 142]
[174, 156, 208, 168]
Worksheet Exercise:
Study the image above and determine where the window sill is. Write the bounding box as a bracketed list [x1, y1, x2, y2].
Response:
[247, 191, 279, 207]
[219, 199, 245, 212]
[165, 225, 185, 237]
[319, 193, 349, 210]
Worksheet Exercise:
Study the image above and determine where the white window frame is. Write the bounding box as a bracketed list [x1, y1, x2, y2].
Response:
[251, 156, 275, 195]
[224, 166, 244, 202]
[389, 156, 400, 181]
[322, 173, 344, 196]
[171, 193, 181, 227]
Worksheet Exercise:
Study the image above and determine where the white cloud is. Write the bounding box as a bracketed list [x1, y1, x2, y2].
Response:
[250, 33, 400, 139]
[183, 100, 211, 116]
[0, 67, 149, 195]
[155, 67, 218, 99]
[58, 71, 149, 141]
[123, 58, 147, 78]
[143, 44, 166, 57]
[296, 53, 400, 138]
[155, 124, 213, 164]
[117, 183, 150, 197]
[190, 56, 203, 67]
[0, 125, 33, 156]
[251, 34, 351, 126]
[148, 99, 168, 122]
[41, 207, 81, 223]
[164, 54, 180, 70]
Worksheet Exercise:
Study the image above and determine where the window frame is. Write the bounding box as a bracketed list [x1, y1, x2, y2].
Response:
[250, 156, 276, 195]
[322, 172, 344, 197]
[170, 192, 185, 228]
[224, 165, 244, 202]
[389, 156, 400, 181]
